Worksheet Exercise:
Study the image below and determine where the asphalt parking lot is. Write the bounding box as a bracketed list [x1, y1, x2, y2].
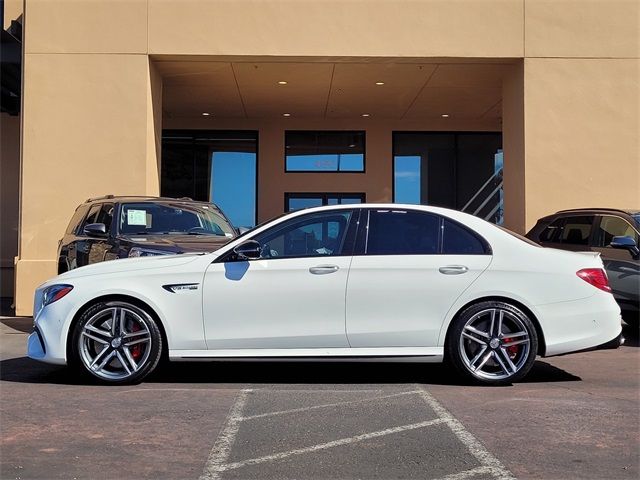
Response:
[1, 316, 638, 480]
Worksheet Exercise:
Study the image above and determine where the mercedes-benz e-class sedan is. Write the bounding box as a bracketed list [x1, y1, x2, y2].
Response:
[29, 204, 622, 386]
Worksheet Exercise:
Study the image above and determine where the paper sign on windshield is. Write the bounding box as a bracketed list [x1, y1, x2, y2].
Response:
[127, 209, 147, 226]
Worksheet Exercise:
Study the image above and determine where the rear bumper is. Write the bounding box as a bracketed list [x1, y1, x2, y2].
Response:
[596, 332, 625, 350]
[538, 292, 623, 357]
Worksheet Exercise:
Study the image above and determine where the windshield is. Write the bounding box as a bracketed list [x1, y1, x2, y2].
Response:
[119, 202, 236, 237]
[498, 226, 541, 247]
[633, 214, 640, 228]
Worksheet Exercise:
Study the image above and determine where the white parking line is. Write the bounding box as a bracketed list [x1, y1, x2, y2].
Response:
[199, 388, 253, 480]
[200, 387, 515, 480]
[211, 418, 447, 474]
[417, 388, 515, 480]
[436, 465, 495, 480]
[240, 390, 421, 420]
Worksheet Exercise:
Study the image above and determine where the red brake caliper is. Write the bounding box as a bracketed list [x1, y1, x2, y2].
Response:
[130, 322, 143, 361]
[503, 337, 518, 358]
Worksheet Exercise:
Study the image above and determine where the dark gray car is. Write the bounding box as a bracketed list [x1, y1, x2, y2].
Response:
[526, 208, 639, 328]
[58, 196, 237, 272]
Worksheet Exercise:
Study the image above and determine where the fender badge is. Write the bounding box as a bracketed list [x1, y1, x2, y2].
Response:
[163, 283, 199, 294]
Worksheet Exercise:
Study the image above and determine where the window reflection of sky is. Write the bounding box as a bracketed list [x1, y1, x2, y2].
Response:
[394, 155, 421, 204]
[210, 152, 256, 228]
[286, 154, 364, 172]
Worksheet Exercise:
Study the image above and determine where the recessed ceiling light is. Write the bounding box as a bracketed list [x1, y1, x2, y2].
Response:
[361, 113, 370, 117]
[202, 112, 210, 116]
[278, 81, 288, 85]
[441, 114, 450, 118]
[283, 113, 291, 117]
[375, 82, 385, 85]
[348, 144, 356, 148]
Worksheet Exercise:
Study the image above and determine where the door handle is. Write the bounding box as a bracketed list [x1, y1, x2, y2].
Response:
[439, 265, 469, 275]
[309, 265, 340, 275]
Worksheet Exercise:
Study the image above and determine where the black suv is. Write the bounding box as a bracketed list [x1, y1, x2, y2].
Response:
[58, 196, 237, 273]
[526, 208, 639, 327]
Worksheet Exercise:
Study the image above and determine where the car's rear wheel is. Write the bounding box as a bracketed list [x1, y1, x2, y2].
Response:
[70, 301, 163, 384]
[447, 301, 538, 386]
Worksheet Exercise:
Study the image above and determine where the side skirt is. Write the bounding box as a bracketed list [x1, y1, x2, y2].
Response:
[169, 347, 444, 363]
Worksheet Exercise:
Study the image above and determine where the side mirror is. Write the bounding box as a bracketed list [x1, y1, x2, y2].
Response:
[610, 236, 639, 258]
[233, 240, 261, 260]
[83, 223, 107, 237]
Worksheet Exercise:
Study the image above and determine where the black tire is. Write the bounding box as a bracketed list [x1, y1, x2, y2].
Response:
[446, 301, 538, 386]
[69, 300, 163, 384]
[621, 310, 639, 329]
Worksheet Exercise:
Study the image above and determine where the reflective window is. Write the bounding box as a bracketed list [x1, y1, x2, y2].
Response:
[394, 155, 421, 204]
[442, 219, 487, 254]
[81, 204, 102, 232]
[366, 210, 440, 255]
[66, 205, 90, 235]
[161, 131, 257, 228]
[595, 216, 638, 247]
[286, 193, 365, 211]
[95, 204, 114, 234]
[119, 202, 235, 237]
[540, 218, 564, 242]
[392, 133, 503, 223]
[253, 210, 353, 259]
[560, 216, 594, 245]
[285, 131, 365, 172]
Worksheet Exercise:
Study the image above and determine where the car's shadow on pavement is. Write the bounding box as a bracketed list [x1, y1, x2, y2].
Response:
[0, 355, 580, 387]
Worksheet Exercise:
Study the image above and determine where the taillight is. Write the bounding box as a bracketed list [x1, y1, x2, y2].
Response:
[576, 268, 612, 293]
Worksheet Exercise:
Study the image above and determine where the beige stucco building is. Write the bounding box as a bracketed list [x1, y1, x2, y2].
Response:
[1, 0, 638, 316]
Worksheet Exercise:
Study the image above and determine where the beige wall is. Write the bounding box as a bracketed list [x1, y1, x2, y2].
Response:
[1, 113, 20, 299]
[2, 0, 22, 30]
[15, 0, 640, 314]
[16, 50, 163, 314]
[523, 58, 640, 228]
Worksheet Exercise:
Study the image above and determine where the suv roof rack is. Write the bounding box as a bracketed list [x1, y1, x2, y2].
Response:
[556, 207, 632, 215]
[85, 194, 115, 203]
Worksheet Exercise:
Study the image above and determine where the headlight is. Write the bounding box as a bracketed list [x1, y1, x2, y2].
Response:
[37, 284, 74, 315]
[128, 247, 173, 258]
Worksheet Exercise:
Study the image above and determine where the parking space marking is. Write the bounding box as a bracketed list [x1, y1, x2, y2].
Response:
[436, 466, 495, 480]
[417, 388, 514, 480]
[200, 388, 253, 480]
[213, 418, 447, 474]
[239, 389, 421, 421]
[200, 387, 515, 480]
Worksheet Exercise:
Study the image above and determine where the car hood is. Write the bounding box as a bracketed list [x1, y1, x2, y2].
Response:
[54, 253, 207, 282]
[120, 233, 233, 253]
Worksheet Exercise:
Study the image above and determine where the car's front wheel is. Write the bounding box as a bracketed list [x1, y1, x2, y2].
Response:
[70, 301, 163, 384]
[447, 301, 538, 386]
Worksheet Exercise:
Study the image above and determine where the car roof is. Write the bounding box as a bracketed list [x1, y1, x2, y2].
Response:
[84, 195, 215, 206]
[553, 208, 639, 216]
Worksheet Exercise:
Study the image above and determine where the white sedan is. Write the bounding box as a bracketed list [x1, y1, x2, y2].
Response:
[28, 204, 623, 386]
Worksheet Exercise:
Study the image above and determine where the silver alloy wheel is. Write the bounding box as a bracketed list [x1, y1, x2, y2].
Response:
[458, 307, 531, 381]
[78, 304, 152, 381]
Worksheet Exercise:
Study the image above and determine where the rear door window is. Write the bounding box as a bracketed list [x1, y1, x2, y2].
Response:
[559, 216, 595, 245]
[366, 210, 440, 255]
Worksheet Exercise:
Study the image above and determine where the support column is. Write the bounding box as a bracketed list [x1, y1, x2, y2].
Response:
[15, 55, 162, 315]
